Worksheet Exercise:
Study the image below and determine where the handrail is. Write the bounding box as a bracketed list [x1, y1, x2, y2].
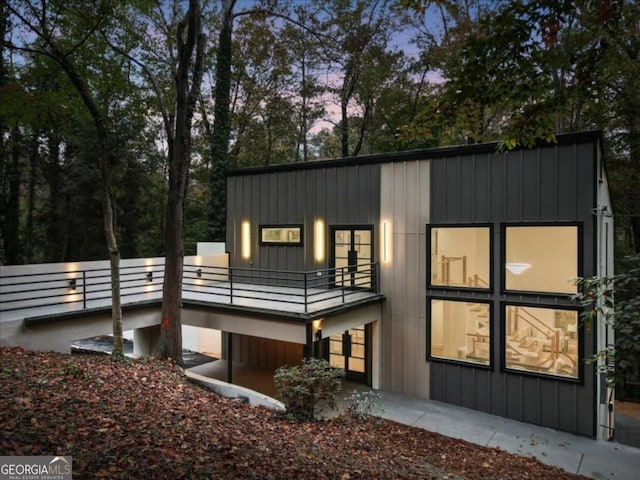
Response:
[440, 255, 467, 286]
[514, 307, 555, 340]
[0, 262, 379, 317]
[510, 306, 560, 359]
[467, 274, 489, 288]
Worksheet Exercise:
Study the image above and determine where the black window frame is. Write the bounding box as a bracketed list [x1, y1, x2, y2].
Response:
[501, 222, 583, 297]
[426, 296, 494, 370]
[258, 224, 304, 246]
[500, 301, 584, 383]
[426, 223, 494, 293]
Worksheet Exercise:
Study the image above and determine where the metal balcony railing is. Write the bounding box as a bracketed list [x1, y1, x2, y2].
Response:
[0, 262, 379, 319]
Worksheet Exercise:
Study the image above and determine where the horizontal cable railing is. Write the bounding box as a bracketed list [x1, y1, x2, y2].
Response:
[1, 262, 379, 318]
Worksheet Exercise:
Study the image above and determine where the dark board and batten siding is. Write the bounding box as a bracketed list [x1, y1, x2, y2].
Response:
[226, 131, 604, 438]
[428, 141, 598, 437]
[226, 164, 381, 272]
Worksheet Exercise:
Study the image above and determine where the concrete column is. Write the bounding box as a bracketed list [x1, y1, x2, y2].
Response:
[303, 322, 313, 358]
[371, 320, 380, 390]
[227, 332, 233, 383]
[133, 325, 161, 357]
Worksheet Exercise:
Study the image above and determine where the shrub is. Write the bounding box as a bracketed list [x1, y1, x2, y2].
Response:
[573, 253, 640, 395]
[274, 358, 344, 421]
[342, 389, 383, 422]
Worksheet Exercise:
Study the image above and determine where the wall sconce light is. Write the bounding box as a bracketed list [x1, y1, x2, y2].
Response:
[382, 220, 392, 263]
[312, 319, 323, 341]
[241, 221, 251, 260]
[146, 271, 153, 282]
[68, 278, 77, 290]
[314, 219, 325, 262]
[506, 263, 531, 275]
[196, 268, 202, 278]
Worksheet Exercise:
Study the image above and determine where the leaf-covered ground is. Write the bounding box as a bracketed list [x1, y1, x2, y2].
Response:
[0, 347, 590, 480]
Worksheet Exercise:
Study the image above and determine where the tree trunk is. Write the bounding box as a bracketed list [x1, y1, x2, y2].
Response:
[44, 134, 62, 262]
[157, 151, 186, 362]
[5, 0, 125, 354]
[103, 187, 124, 357]
[206, 0, 236, 242]
[340, 96, 350, 157]
[629, 124, 640, 254]
[25, 133, 39, 263]
[156, 0, 204, 365]
[4, 125, 22, 264]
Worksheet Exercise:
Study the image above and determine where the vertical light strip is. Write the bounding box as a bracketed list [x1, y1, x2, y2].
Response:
[241, 221, 251, 259]
[381, 220, 392, 263]
[314, 220, 324, 262]
[383, 221, 387, 262]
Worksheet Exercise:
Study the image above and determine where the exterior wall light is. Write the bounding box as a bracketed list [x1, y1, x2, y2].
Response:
[68, 278, 77, 290]
[146, 271, 153, 282]
[381, 220, 392, 263]
[312, 319, 323, 343]
[314, 219, 325, 262]
[241, 221, 251, 260]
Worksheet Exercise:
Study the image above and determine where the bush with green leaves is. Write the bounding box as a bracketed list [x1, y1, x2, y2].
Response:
[274, 358, 344, 421]
[342, 389, 383, 422]
[573, 253, 640, 395]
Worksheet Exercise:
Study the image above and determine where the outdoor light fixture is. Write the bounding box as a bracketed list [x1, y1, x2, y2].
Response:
[146, 271, 153, 282]
[506, 262, 531, 275]
[241, 221, 251, 259]
[382, 220, 392, 263]
[312, 319, 323, 341]
[314, 220, 325, 262]
[196, 268, 202, 278]
[68, 278, 77, 290]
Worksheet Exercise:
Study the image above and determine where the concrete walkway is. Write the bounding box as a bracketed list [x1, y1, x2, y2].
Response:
[187, 361, 639, 479]
[346, 387, 640, 480]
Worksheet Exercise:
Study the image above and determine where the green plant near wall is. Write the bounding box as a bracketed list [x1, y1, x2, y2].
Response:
[274, 358, 345, 421]
[572, 254, 640, 396]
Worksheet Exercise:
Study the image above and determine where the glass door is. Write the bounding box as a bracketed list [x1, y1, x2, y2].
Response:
[329, 325, 367, 382]
[333, 227, 372, 288]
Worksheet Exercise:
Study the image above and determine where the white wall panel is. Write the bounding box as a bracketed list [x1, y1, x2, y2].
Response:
[380, 160, 430, 397]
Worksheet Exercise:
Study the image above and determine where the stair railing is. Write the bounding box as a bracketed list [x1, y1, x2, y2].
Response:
[510, 307, 560, 360]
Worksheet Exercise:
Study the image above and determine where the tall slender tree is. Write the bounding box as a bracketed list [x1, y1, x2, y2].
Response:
[5, 0, 136, 356]
[156, 0, 206, 364]
[206, 0, 236, 243]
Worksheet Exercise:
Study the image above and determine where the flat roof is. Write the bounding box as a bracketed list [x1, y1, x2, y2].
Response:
[228, 130, 602, 177]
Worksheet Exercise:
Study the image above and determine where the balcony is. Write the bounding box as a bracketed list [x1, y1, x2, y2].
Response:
[0, 255, 384, 325]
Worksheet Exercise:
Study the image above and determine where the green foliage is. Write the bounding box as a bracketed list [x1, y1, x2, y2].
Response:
[1, 366, 24, 380]
[58, 360, 104, 381]
[4, 0, 639, 264]
[341, 389, 383, 422]
[274, 357, 345, 421]
[572, 253, 640, 392]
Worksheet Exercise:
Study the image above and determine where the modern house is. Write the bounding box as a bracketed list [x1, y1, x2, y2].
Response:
[0, 130, 614, 440]
[224, 130, 614, 439]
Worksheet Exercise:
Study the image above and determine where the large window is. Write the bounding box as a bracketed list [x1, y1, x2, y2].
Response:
[429, 299, 491, 366]
[429, 226, 491, 289]
[504, 305, 578, 379]
[504, 225, 578, 294]
[259, 225, 303, 246]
